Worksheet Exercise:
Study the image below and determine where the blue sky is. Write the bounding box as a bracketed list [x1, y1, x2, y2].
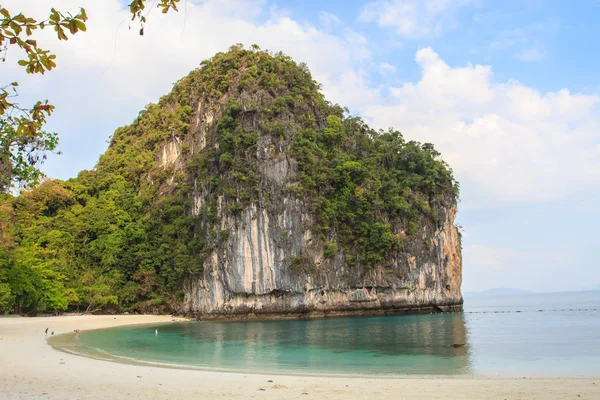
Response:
[279, 0, 600, 93]
[4, 0, 600, 293]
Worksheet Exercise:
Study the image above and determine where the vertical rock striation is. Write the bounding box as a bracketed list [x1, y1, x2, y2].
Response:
[182, 198, 462, 317]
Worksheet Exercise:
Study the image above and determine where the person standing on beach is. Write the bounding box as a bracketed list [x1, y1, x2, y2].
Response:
[45, 327, 49, 336]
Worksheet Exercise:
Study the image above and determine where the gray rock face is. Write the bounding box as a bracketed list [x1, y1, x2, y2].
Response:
[181, 195, 462, 317]
[158, 86, 463, 318]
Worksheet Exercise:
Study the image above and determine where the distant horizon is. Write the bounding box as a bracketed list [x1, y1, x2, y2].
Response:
[463, 287, 600, 296]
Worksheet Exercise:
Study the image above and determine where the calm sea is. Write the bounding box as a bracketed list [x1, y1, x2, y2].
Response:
[55, 291, 600, 377]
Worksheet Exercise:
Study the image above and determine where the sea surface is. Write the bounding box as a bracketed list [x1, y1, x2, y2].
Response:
[55, 291, 600, 377]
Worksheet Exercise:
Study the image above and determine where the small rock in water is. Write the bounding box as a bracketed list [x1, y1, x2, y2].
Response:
[267, 380, 273, 383]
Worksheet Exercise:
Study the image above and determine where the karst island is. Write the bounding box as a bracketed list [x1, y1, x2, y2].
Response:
[1, 45, 463, 318]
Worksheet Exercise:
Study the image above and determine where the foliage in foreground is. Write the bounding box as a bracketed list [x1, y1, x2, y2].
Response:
[1, 1, 180, 192]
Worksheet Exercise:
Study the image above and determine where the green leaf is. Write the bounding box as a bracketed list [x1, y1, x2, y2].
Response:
[49, 9, 60, 22]
[56, 26, 68, 41]
[40, 57, 50, 70]
[10, 22, 22, 36]
[14, 14, 27, 23]
[68, 21, 78, 35]
[75, 20, 86, 32]
[17, 60, 28, 66]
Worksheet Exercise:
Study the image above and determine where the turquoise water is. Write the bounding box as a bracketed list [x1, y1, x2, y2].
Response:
[65, 291, 600, 377]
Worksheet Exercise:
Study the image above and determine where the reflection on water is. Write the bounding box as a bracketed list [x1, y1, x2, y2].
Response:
[50, 291, 600, 376]
[69, 313, 472, 375]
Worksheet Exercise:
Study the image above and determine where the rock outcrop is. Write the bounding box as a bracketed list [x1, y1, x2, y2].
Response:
[0, 46, 463, 318]
[182, 200, 462, 317]
[142, 46, 465, 318]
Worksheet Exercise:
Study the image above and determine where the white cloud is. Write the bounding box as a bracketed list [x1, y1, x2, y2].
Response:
[489, 27, 530, 50]
[2, 0, 375, 179]
[364, 47, 600, 205]
[487, 23, 557, 61]
[461, 241, 597, 292]
[2, 0, 373, 103]
[377, 62, 397, 75]
[489, 23, 554, 50]
[514, 48, 545, 62]
[359, 0, 475, 38]
[343, 29, 371, 61]
[464, 244, 517, 268]
[320, 11, 341, 30]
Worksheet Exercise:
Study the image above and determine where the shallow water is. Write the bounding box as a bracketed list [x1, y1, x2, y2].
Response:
[58, 291, 600, 376]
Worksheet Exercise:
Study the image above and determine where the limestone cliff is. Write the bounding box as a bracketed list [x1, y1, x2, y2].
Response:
[139, 46, 462, 317]
[182, 201, 462, 316]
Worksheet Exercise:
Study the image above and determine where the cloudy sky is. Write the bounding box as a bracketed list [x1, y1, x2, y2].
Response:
[4, 0, 600, 293]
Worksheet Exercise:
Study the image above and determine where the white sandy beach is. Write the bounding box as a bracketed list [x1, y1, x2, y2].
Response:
[0, 315, 598, 400]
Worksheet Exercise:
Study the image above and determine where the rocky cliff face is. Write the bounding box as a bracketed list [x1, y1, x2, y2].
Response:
[144, 46, 462, 317]
[182, 201, 462, 317]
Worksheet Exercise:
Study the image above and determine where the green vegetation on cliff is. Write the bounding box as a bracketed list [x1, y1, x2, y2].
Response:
[0, 45, 458, 315]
